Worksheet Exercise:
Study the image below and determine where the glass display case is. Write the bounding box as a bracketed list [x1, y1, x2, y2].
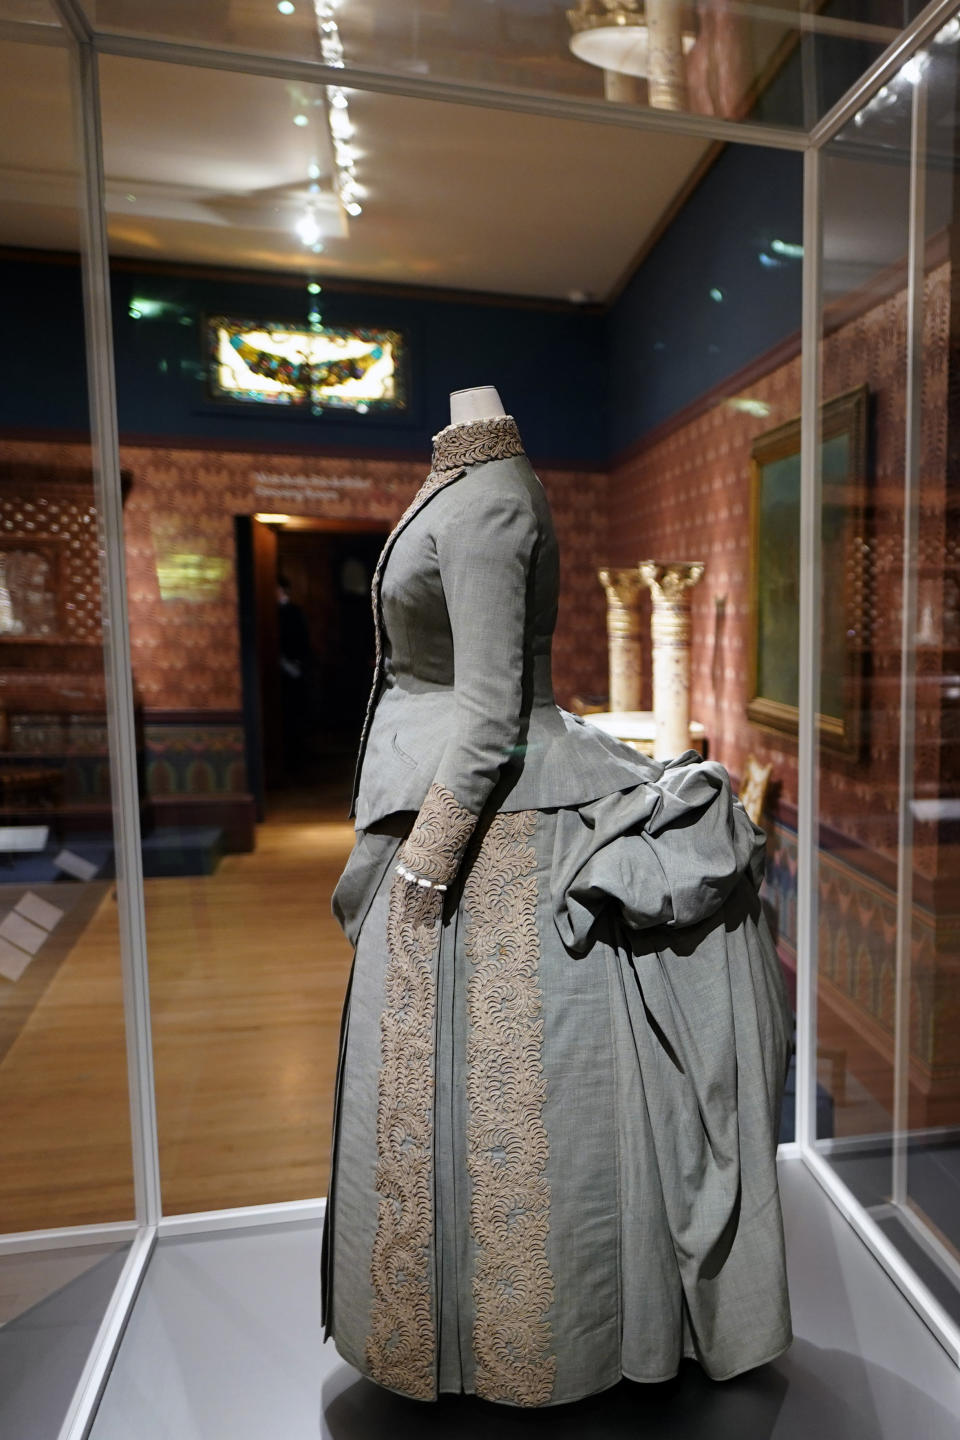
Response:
[0, 2, 958, 1435]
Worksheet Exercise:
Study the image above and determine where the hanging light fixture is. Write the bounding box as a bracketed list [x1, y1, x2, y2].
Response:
[567, 1, 696, 105]
[314, 3, 366, 220]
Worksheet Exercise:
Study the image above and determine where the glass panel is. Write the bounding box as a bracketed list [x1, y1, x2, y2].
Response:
[100, 54, 382, 1216]
[815, 16, 960, 1329]
[899, 21, 960, 1325]
[86, 0, 922, 135]
[100, 54, 715, 1215]
[0, 29, 133, 1236]
[0, 19, 135, 1440]
[814, 52, 913, 1203]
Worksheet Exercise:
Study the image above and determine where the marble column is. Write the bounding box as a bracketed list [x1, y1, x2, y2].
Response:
[638, 560, 704, 759]
[602, 68, 643, 104]
[646, 0, 689, 111]
[598, 567, 646, 712]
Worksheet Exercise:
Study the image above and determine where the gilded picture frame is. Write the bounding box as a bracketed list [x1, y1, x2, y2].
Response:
[747, 384, 868, 755]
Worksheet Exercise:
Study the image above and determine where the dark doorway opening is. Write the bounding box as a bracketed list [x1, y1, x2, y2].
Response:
[235, 515, 387, 818]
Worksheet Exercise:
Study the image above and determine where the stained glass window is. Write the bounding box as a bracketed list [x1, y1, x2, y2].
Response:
[207, 316, 406, 414]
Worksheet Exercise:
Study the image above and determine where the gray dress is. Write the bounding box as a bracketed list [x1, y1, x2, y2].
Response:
[322, 414, 793, 1407]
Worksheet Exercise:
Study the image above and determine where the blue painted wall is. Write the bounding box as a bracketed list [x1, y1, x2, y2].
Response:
[1, 137, 805, 466]
[0, 257, 607, 465]
[605, 142, 804, 455]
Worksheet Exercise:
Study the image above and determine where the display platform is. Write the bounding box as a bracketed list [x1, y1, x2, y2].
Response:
[83, 1158, 960, 1440]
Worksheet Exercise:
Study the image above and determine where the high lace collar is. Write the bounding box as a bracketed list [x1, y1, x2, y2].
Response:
[430, 414, 525, 475]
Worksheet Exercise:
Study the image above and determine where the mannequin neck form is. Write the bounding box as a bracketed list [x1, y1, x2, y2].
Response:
[449, 386, 506, 426]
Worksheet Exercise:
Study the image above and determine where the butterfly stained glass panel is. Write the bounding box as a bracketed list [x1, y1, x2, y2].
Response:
[208, 317, 407, 414]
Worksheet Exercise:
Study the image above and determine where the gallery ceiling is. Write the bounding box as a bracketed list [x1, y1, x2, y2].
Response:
[0, 0, 936, 306]
[0, 23, 715, 302]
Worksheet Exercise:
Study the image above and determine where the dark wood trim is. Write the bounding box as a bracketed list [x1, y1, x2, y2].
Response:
[0, 428, 93, 447]
[257, 515, 391, 534]
[142, 709, 244, 726]
[610, 327, 803, 469]
[115, 433, 603, 473]
[147, 794, 256, 853]
[609, 225, 949, 470]
[0, 427, 603, 473]
[821, 227, 950, 338]
[0, 245, 603, 315]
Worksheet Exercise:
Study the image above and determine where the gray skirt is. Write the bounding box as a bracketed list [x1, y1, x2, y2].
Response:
[322, 773, 793, 1407]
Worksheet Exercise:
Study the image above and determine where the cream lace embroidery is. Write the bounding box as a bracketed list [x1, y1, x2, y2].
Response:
[366, 870, 443, 1401]
[431, 414, 524, 474]
[463, 810, 557, 1406]
[399, 782, 476, 885]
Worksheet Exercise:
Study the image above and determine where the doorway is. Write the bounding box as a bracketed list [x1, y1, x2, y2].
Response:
[235, 515, 388, 818]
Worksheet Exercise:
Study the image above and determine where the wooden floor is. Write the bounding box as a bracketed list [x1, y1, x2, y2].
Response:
[4, 781, 955, 1234]
[0, 783, 356, 1232]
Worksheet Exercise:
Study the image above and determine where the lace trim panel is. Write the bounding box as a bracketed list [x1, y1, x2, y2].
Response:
[365, 872, 443, 1400]
[399, 782, 477, 885]
[431, 414, 524, 474]
[463, 810, 557, 1406]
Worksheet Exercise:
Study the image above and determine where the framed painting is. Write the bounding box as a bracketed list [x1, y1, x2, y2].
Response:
[747, 384, 868, 755]
[0, 538, 64, 640]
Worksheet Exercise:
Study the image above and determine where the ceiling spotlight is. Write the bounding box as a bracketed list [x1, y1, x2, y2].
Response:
[329, 108, 354, 140]
[293, 113, 309, 127]
[901, 52, 928, 85]
[308, 162, 321, 179]
[295, 211, 322, 246]
[307, 281, 322, 295]
[277, 0, 295, 12]
[344, 200, 363, 216]
[770, 238, 803, 259]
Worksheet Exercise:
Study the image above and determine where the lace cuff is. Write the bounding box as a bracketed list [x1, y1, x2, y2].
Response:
[397, 782, 477, 887]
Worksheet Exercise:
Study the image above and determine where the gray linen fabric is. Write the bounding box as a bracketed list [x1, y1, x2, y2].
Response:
[322, 418, 793, 1406]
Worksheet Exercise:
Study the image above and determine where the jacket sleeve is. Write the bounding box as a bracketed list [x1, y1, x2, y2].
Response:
[396, 483, 539, 885]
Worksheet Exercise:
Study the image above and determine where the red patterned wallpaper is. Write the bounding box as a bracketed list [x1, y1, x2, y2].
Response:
[0, 439, 608, 718]
[606, 262, 952, 879]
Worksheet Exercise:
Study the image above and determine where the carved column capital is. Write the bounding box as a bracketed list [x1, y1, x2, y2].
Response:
[638, 560, 705, 606]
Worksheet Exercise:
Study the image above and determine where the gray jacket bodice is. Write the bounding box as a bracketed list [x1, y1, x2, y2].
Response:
[351, 416, 656, 841]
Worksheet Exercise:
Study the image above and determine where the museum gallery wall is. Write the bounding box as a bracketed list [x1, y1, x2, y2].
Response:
[2, 138, 956, 1142]
[607, 255, 958, 1130]
[0, 437, 608, 819]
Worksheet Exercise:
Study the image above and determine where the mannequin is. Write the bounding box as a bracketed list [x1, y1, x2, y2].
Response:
[448, 385, 506, 425]
[323, 381, 793, 1406]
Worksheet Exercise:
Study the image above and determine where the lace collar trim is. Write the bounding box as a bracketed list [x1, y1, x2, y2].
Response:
[430, 414, 525, 474]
